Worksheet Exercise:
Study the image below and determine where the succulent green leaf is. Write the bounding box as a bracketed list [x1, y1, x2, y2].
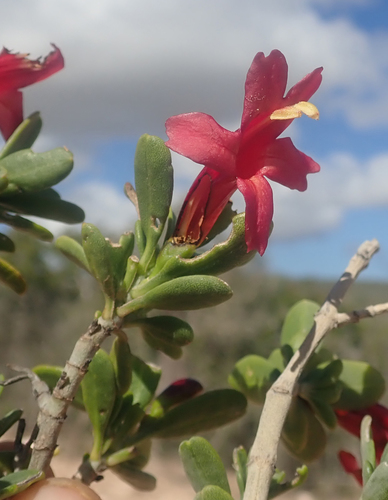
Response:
[233, 446, 248, 499]
[141, 331, 183, 359]
[282, 398, 326, 462]
[194, 485, 234, 500]
[127, 355, 161, 409]
[82, 223, 116, 299]
[334, 360, 385, 411]
[0, 148, 73, 195]
[81, 349, 117, 460]
[361, 461, 388, 500]
[132, 214, 255, 298]
[306, 398, 337, 429]
[0, 234, 14, 253]
[0, 469, 44, 499]
[55, 235, 91, 273]
[108, 233, 135, 295]
[228, 355, 280, 405]
[0, 189, 84, 224]
[361, 416, 376, 484]
[110, 334, 132, 396]
[138, 389, 246, 440]
[0, 169, 8, 195]
[0, 409, 23, 438]
[135, 134, 173, 242]
[33, 364, 84, 410]
[107, 394, 145, 448]
[118, 275, 233, 317]
[134, 316, 194, 347]
[180, 437, 230, 494]
[111, 462, 156, 491]
[280, 300, 320, 350]
[134, 220, 146, 257]
[0, 258, 26, 294]
[0, 213, 53, 241]
[0, 112, 42, 160]
[105, 439, 152, 469]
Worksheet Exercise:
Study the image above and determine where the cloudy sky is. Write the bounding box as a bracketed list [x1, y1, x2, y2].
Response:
[2, 0, 388, 280]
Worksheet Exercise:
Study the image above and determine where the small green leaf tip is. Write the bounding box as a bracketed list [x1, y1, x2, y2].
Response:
[180, 437, 230, 494]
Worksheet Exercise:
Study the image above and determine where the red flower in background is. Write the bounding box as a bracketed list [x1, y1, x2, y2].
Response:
[336, 404, 388, 485]
[166, 50, 322, 255]
[338, 450, 363, 485]
[0, 44, 64, 141]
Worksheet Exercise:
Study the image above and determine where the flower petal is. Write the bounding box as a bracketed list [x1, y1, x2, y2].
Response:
[338, 451, 363, 485]
[261, 137, 320, 191]
[174, 166, 237, 245]
[285, 66, 323, 105]
[237, 174, 273, 255]
[0, 90, 23, 140]
[0, 44, 64, 93]
[241, 50, 288, 129]
[165, 112, 239, 174]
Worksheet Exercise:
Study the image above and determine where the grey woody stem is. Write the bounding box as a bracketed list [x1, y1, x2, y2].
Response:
[29, 317, 120, 472]
[243, 239, 380, 500]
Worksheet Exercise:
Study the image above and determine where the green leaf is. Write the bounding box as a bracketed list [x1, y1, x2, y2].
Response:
[280, 300, 320, 350]
[109, 232, 135, 295]
[361, 462, 388, 500]
[282, 397, 326, 462]
[0, 409, 23, 438]
[0, 234, 15, 253]
[111, 463, 156, 491]
[33, 365, 84, 410]
[82, 223, 116, 299]
[55, 235, 91, 273]
[0, 148, 73, 195]
[0, 112, 42, 159]
[0, 258, 26, 294]
[117, 275, 233, 317]
[180, 437, 230, 494]
[0, 213, 53, 241]
[127, 356, 161, 409]
[131, 316, 194, 359]
[334, 360, 385, 410]
[228, 355, 280, 405]
[233, 446, 248, 499]
[132, 214, 255, 298]
[194, 485, 234, 500]
[0, 189, 84, 224]
[81, 349, 117, 461]
[135, 135, 173, 242]
[110, 334, 132, 396]
[0, 469, 44, 499]
[361, 416, 376, 485]
[137, 389, 246, 440]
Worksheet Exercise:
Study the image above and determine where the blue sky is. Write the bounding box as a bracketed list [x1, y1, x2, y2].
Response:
[1, 0, 388, 281]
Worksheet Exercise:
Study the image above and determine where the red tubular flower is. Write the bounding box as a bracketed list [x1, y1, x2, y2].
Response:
[0, 44, 64, 140]
[166, 50, 322, 255]
[336, 404, 388, 461]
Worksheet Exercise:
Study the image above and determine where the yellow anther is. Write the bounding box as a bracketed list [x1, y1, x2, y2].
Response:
[270, 101, 319, 121]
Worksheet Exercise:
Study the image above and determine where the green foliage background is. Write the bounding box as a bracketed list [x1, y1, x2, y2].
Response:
[0, 233, 386, 498]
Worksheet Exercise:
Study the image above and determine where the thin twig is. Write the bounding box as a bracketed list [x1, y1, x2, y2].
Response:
[243, 239, 380, 500]
[336, 302, 388, 326]
[29, 317, 120, 472]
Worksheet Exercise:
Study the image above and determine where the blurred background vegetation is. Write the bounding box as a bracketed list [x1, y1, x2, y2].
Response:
[1, 232, 387, 498]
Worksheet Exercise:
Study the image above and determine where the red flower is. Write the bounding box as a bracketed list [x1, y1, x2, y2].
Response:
[166, 50, 322, 255]
[336, 404, 388, 461]
[0, 44, 64, 141]
[338, 450, 363, 485]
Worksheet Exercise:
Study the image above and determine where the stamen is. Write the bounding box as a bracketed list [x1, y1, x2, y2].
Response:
[270, 101, 319, 121]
